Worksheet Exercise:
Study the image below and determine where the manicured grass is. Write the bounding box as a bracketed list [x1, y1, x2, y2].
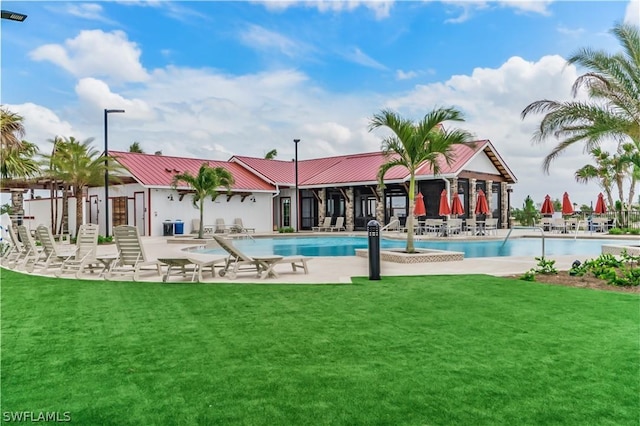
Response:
[1, 268, 639, 425]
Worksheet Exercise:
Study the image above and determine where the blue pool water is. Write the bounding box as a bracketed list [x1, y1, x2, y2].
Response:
[197, 236, 639, 258]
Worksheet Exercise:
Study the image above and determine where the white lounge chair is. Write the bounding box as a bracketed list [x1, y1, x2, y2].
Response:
[33, 225, 77, 273]
[330, 217, 345, 232]
[105, 225, 162, 281]
[232, 217, 255, 234]
[214, 218, 229, 234]
[312, 217, 332, 232]
[16, 225, 44, 271]
[157, 254, 227, 282]
[213, 235, 310, 280]
[1, 225, 24, 268]
[56, 224, 103, 278]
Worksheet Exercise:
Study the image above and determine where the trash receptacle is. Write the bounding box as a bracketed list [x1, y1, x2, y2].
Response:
[163, 220, 174, 236]
[174, 220, 184, 235]
[367, 220, 380, 280]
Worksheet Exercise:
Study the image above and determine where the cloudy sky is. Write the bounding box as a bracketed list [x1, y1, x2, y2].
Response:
[1, 0, 638, 208]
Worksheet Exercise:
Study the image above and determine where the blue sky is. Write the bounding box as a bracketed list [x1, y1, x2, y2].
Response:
[1, 0, 638, 207]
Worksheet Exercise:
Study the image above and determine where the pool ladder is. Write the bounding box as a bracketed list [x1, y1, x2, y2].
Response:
[502, 226, 546, 259]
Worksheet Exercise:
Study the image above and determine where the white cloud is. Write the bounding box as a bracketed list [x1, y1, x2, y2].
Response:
[343, 47, 387, 70]
[5, 103, 81, 152]
[396, 69, 418, 80]
[65, 3, 116, 24]
[442, 0, 551, 23]
[29, 30, 149, 84]
[497, 0, 553, 15]
[252, 0, 394, 20]
[239, 25, 311, 58]
[75, 78, 155, 121]
[624, 0, 639, 24]
[557, 25, 585, 37]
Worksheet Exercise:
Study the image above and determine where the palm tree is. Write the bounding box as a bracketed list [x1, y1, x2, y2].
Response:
[369, 108, 473, 253]
[521, 23, 640, 173]
[129, 142, 144, 153]
[0, 140, 40, 179]
[575, 148, 616, 208]
[171, 164, 234, 239]
[1, 106, 27, 151]
[264, 149, 277, 160]
[43, 138, 121, 236]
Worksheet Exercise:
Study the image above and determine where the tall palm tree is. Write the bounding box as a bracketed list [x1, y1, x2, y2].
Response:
[172, 164, 234, 239]
[369, 108, 473, 253]
[43, 138, 121, 236]
[574, 148, 616, 208]
[0, 140, 40, 179]
[521, 23, 640, 172]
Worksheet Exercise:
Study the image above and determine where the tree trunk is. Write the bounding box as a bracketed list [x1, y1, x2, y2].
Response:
[75, 187, 83, 237]
[198, 201, 204, 239]
[406, 174, 415, 253]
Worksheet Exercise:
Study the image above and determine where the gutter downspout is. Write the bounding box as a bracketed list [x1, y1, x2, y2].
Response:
[271, 184, 280, 232]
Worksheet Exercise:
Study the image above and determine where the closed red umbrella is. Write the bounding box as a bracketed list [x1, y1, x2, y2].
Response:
[540, 194, 554, 215]
[451, 192, 464, 216]
[562, 192, 574, 215]
[414, 192, 426, 216]
[475, 189, 489, 215]
[594, 193, 606, 214]
[439, 189, 451, 216]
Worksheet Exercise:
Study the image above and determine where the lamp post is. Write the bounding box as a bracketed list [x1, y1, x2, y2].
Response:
[293, 139, 300, 232]
[1, 10, 27, 21]
[104, 108, 125, 237]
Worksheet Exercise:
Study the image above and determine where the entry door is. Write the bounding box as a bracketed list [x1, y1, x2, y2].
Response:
[134, 192, 145, 236]
[112, 197, 128, 227]
[89, 195, 99, 224]
[280, 197, 291, 228]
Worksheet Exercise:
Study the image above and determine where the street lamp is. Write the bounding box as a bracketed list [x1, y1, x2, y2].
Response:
[104, 108, 125, 237]
[1, 10, 27, 21]
[293, 139, 300, 232]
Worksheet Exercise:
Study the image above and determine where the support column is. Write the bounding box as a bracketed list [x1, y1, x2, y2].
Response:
[486, 180, 493, 218]
[345, 186, 354, 232]
[470, 179, 477, 220]
[501, 182, 508, 229]
[318, 188, 326, 227]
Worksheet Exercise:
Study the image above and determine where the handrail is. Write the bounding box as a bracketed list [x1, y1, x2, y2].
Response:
[380, 219, 400, 232]
[502, 226, 546, 259]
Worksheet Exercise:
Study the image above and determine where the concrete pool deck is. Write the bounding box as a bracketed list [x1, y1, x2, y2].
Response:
[12, 228, 636, 284]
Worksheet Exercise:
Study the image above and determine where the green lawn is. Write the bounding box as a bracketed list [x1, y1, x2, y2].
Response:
[1, 268, 639, 425]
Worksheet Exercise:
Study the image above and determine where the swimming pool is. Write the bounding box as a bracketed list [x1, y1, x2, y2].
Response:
[196, 236, 639, 258]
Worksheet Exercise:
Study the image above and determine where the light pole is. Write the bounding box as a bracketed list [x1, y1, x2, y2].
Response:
[104, 108, 125, 237]
[1, 10, 27, 21]
[293, 139, 300, 232]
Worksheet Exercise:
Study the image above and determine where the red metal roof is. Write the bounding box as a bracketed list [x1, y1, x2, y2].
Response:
[111, 151, 275, 191]
[231, 140, 513, 186]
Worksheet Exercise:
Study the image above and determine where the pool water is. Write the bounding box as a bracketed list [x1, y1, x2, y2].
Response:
[197, 236, 639, 258]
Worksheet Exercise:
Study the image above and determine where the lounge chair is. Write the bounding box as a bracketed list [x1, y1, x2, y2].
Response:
[56, 224, 103, 278]
[212, 235, 310, 280]
[329, 217, 345, 232]
[232, 218, 255, 234]
[214, 218, 230, 234]
[1, 225, 24, 268]
[33, 225, 77, 273]
[16, 225, 45, 271]
[105, 225, 162, 281]
[312, 217, 332, 232]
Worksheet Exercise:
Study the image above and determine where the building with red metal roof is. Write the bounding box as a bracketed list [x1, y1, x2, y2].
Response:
[25, 139, 516, 236]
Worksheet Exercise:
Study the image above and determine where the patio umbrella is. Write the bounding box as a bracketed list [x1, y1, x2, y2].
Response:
[438, 189, 451, 216]
[594, 192, 607, 214]
[540, 194, 554, 215]
[561, 192, 574, 215]
[413, 192, 426, 216]
[474, 189, 490, 215]
[451, 192, 464, 216]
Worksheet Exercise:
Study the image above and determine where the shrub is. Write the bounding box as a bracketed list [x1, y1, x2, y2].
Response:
[278, 227, 294, 233]
[608, 227, 624, 235]
[534, 256, 557, 274]
[98, 235, 113, 244]
[520, 269, 536, 281]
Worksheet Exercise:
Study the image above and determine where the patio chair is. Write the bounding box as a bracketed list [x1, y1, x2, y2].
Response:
[214, 218, 230, 234]
[233, 218, 255, 234]
[33, 225, 77, 273]
[551, 218, 566, 233]
[329, 217, 345, 232]
[56, 224, 103, 278]
[1, 225, 25, 268]
[157, 254, 227, 282]
[105, 225, 162, 281]
[213, 235, 310, 280]
[484, 218, 498, 235]
[443, 218, 463, 236]
[312, 217, 332, 232]
[539, 217, 553, 232]
[464, 219, 478, 236]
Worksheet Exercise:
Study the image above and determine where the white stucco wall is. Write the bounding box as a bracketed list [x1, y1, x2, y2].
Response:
[23, 197, 78, 235]
[466, 152, 501, 174]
